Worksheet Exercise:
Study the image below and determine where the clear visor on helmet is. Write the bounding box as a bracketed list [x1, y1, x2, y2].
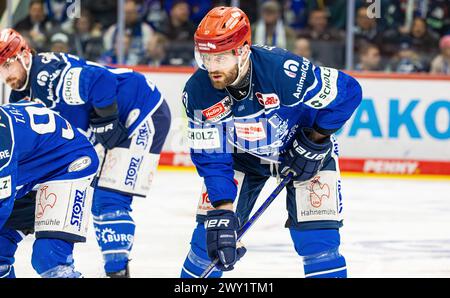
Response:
[194, 47, 239, 72]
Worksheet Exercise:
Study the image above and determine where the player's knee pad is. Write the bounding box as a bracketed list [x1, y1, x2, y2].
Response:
[31, 238, 81, 278]
[181, 223, 222, 278]
[290, 228, 347, 278]
[0, 228, 25, 278]
[91, 188, 133, 217]
[92, 191, 135, 274]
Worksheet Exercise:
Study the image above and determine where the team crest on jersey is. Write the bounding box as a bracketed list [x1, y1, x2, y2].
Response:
[202, 96, 232, 122]
[256, 92, 280, 109]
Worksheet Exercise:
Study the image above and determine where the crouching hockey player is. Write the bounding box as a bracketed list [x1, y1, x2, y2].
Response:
[0, 29, 171, 277]
[0, 101, 99, 278]
[180, 7, 362, 278]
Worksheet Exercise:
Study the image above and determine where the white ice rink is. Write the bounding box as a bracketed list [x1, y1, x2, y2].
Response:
[12, 169, 450, 278]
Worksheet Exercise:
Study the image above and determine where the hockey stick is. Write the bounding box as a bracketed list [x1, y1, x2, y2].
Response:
[200, 172, 293, 278]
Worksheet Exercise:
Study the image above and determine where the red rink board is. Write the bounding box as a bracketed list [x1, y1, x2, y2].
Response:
[159, 152, 450, 176]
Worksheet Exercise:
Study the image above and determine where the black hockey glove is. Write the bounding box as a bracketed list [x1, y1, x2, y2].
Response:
[205, 209, 247, 271]
[280, 128, 332, 181]
[90, 113, 128, 150]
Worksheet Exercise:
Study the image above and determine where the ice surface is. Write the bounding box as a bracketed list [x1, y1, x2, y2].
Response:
[12, 170, 450, 277]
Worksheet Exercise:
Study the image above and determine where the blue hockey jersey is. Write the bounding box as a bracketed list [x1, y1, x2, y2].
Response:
[0, 102, 99, 229]
[9, 52, 163, 138]
[184, 45, 362, 205]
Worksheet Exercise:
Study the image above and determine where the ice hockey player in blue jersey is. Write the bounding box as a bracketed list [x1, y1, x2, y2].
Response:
[180, 7, 362, 278]
[0, 28, 171, 277]
[0, 101, 99, 278]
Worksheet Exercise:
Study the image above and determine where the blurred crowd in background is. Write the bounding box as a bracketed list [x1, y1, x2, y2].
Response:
[2, 0, 450, 74]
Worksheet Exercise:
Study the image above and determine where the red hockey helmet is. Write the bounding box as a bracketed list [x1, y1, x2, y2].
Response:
[195, 6, 251, 54]
[0, 28, 30, 65]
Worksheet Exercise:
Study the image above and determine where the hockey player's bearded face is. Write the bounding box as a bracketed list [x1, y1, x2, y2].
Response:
[201, 51, 239, 89]
[0, 55, 28, 90]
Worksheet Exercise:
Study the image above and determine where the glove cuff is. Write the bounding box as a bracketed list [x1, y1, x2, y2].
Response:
[90, 113, 119, 124]
[298, 127, 331, 151]
[207, 209, 235, 218]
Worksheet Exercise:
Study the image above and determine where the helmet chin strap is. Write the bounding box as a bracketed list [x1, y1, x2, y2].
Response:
[229, 47, 251, 87]
[15, 51, 33, 92]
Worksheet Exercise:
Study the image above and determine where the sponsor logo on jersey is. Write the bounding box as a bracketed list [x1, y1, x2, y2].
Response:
[234, 121, 266, 142]
[292, 58, 311, 100]
[283, 60, 300, 78]
[68, 156, 92, 172]
[256, 92, 280, 109]
[37, 71, 50, 87]
[202, 96, 232, 122]
[99, 227, 134, 244]
[62, 67, 84, 105]
[36, 185, 57, 219]
[135, 122, 150, 147]
[70, 189, 86, 229]
[305, 67, 339, 109]
[125, 157, 141, 187]
[0, 150, 10, 159]
[308, 176, 330, 208]
[36, 69, 62, 107]
[0, 175, 11, 200]
[187, 127, 221, 149]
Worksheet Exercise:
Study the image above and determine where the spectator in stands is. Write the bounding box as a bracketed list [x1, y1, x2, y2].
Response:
[14, 0, 57, 52]
[355, 43, 383, 71]
[387, 42, 427, 73]
[252, 0, 296, 51]
[158, 0, 196, 42]
[430, 35, 450, 75]
[140, 33, 171, 66]
[354, 5, 379, 48]
[293, 37, 322, 66]
[297, 9, 345, 68]
[425, 0, 450, 36]
[157, 0, 196, 66]
[400, 17, 440, 64]
[49, 32, 70, 53]
[307, 0, 347, 30]
[69, 9, 104, 62]
[104, 0, 154, 66]
[142, 0, 168, 30]
[284, 0, 308, 31]
[297, 8, 345, 42]
[44, 0, 71, 23]
[81, 0, 117, 29]
[99, 33, 135, 65]
[163, 0, 212, 25]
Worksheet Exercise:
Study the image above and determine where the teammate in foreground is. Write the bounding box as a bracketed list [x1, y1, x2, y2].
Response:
[0, 28, 171, 277]
[0, 101, 99, 278]
[180, 7, 362, 278]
